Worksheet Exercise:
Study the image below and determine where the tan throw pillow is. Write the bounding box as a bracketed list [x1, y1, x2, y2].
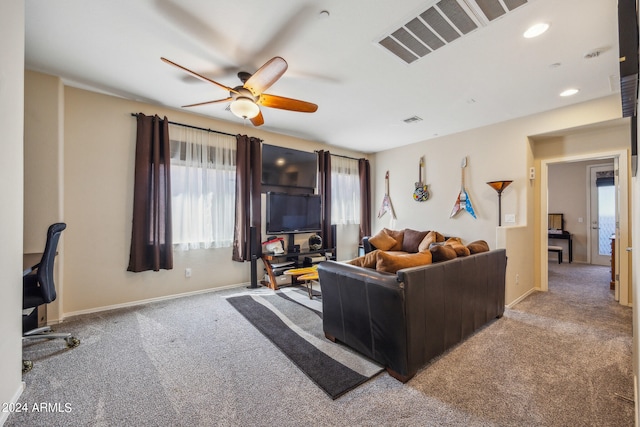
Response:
[368, 230, 397, 251]
[376, 251, 432, 274]
[346, 249, 379, 268]
[467, 240, 490, 254]
[418, 230, 439, 252]
[430, 244, 458, 262]
[444, 237, 471, 257]
[383, 228, 404, 251]
[402, 229, 429, 253]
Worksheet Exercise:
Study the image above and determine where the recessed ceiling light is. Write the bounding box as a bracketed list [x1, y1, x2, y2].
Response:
[560, 88, 579, 97]
[524, 23, 549, 38]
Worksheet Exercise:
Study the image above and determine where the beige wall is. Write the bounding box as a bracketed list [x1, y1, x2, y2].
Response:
[24, 71, 366, 317]
[0, 0, 25, 419]
[371, 95, 626, 305]
[548, 159, 615, 263]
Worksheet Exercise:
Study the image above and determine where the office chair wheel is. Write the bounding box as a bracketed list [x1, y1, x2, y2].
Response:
[22, 360, 33, 373]
[65, 337, 80, 348]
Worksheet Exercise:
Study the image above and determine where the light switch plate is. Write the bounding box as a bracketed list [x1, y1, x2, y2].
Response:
[505, 214, 516, 223]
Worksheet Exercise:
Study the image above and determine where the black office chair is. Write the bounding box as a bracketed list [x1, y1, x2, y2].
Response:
[23, 223, 79, 373]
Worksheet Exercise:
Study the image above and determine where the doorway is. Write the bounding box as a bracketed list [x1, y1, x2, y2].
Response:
[539, 149, 629, 306]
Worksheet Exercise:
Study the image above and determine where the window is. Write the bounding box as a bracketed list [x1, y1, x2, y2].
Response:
[169, 124, 236, 250]
[330, 155, 360, 225]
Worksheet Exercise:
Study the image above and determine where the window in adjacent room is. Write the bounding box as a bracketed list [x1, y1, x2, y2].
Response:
[169, 124, 236, 250]
[330, 155, 360, 225]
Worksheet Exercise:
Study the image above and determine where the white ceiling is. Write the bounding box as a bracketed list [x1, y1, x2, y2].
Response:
[25, 0, 621, 153]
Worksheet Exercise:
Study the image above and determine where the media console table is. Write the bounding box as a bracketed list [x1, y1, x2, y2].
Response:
[261, 248, 335, 290]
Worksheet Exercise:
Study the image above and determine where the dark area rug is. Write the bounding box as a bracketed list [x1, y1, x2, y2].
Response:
[226, 287, 383, 399]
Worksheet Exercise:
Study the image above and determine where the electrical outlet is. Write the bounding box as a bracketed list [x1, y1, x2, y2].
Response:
[185, 268, 192, 278]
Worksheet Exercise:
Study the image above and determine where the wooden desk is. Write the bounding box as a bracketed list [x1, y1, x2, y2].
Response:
[548, 231, 572, 263]
[23, 253, 46, 328]
[23, 252, 42, 275]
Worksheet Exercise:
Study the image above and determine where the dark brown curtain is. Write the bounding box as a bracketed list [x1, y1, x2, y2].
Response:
[358, 158, 372, 239]
[127, 113, 173, 272]
[318, 150, 333, 249]
[232, 135, 262, 262]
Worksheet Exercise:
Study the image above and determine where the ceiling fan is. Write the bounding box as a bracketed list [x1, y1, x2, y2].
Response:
[161, 56, 318, 126]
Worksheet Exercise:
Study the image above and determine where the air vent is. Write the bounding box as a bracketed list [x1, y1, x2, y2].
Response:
[403, 116, 424, 123]
[620, 73, 638, 117]
[378, 0, 529, 64]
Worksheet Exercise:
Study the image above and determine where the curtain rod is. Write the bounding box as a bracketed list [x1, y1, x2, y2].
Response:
[131, 113, 236, 137]
[315, 150, 363, 161]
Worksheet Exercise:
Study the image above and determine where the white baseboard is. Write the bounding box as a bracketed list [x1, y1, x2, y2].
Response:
[506, 287, 538, 309]
[60, 282, 249, 321]
[0, 382, 25, 426]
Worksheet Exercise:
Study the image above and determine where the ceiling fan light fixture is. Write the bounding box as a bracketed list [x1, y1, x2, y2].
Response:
[230, 97, 260, 119]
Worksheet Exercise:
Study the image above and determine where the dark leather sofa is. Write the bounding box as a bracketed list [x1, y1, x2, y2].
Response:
[317, 248, 507, 382]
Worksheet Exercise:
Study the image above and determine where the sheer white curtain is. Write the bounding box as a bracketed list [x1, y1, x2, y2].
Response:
[169, 124, 236, 250]
[331, 155, 361, 225]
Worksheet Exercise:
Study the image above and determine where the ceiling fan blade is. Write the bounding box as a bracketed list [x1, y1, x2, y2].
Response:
[181, 97, 232, 108]
[161, 57, 239, 94]
[244, 57, 288, 95]
[258, 93, 318, 113]
[250, 110, 265, 127]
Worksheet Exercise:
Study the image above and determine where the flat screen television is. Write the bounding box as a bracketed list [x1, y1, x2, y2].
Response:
[266, 192, 322, 234]
[262, 144, 317, 190]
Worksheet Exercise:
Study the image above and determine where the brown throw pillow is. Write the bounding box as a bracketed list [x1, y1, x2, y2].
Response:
[467, 240, 490, 254]
[376, 251, 432, 274]
[383, 228, 404, 251]
[444, 237, 471, 257]
[430, 244, 458, 262]
[346, 249, 379, 268]
[368, 230, 397, 251]
[402, 229, 429, 253]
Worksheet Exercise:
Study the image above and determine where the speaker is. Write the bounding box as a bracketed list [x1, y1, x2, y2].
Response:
[248, 226, 258, 289]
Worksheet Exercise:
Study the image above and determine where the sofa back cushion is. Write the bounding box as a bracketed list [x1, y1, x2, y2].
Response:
[383, 228, 404, 251]
[402, 229, 429, 253]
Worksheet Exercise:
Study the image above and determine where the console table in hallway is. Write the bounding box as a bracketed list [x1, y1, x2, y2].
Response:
[548, 231, 572, 263]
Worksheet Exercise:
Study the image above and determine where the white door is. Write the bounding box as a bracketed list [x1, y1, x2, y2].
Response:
[589, 164, 616, 267]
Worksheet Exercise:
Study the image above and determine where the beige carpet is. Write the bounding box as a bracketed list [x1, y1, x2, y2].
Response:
[8, 262, 634, 426]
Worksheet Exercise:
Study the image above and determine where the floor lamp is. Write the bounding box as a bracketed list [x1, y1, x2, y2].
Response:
[487, 180, 513, 226]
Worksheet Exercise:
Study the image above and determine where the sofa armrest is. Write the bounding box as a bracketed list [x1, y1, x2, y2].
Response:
[318, 261, 409, 374]
[362, 236, 377, 253]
